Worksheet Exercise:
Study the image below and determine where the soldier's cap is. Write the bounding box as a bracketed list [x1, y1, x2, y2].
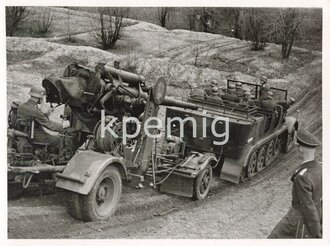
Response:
[244, 91, 251, 96]
[29, 85, 46, 99]
[296, 129, 321, 148]
[211, 80, 218, 86]
[211, 86, 219, 93]
[236, 82, 243, 87]
[190, 83, 198, 89]
[260, 75, 268, 82]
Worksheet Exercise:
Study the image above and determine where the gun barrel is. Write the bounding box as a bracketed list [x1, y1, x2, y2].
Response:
[104, 66, 145, 86]
[117, 85, 198, 110]
[162, 97, 199, 110]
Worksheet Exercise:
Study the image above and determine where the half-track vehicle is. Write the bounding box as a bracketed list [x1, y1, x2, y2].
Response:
[51, 66, 297, 221]
[164, 79, 298, 190]
[8, 61, 297, 221]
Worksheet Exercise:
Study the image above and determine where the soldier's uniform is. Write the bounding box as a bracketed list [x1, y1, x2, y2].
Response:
[260, 91, 276, 111]
[17, 86, 63, 148]
[235, 82, 244, 98]
[204, 80, 218, 96]
[221, 84, 239, 103]
[239, 91, 255, 107]
[207, 87, 223, 105]
[190, 83, 207, 99]
[268, 130, 322, 238]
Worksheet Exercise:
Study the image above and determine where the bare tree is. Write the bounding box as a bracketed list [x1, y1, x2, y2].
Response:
[37, 8, 53, 37]
[230, 8, 243, 39]
[157, 7, 171, 27]
[93, 8, 124, 50]
[239, 8, 268, 51]
[268, 9, 303, 59]
[6, 7, 30, 36]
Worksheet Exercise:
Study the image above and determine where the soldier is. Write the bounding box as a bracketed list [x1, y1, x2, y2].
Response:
[260, 75, 268, 85]
[259, 76, 270, 98]
[221, 83, 239, 103]
[190, 83, 207, 98]
[204, 80, 218, 96]
[16, 85, 70, 148]
[207, 87, 223, 105]
[259, 90, 276, 111]
[239, 90, 255, 107]
[278, 97, 296, 115]
[235, 82, 244, 98]
[268, 129, 322, 238]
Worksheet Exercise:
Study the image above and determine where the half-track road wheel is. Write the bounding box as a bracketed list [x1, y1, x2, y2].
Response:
[67, 166, 122, 221]
[247, 151, 257, 178]
[193, 163, 212, 200]
[265, 141, 274, 167]
[284, 129, 296, 153]
[256, 146, 266, 172]
[274, 137, 282, 157]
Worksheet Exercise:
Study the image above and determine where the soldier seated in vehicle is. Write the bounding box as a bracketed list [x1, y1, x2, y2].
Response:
[259, 90, 277, 111]
[221, 83, 239, 103]
[190, 83, 207, 99]
[207, 87, 224, 105]
[278, 97, 296, 115]
[259, 79, 270, 98]
[239, 90, 255, 108]
[16, 85, 70, 150]
[204, 80, 218, 96]
[235, 82, 244, 98]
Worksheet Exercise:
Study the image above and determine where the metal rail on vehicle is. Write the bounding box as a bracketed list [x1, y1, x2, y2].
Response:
[187, 97, 260, 123]
[227, 79, 288, 101]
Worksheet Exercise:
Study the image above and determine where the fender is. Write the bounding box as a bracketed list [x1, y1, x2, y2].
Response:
[179, 153, 217, 177]
[56, 150, 128, 195]
[284, 116, 298, 133]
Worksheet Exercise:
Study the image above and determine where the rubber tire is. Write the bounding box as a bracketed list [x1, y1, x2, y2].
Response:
[67, 166, 122, 221]
[193, 164, 212, 200]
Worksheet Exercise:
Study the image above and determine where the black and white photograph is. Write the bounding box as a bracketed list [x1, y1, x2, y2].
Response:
[3, 0, 329, 242]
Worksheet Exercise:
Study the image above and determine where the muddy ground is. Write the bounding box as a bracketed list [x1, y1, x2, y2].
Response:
[7, 7, 323, 239]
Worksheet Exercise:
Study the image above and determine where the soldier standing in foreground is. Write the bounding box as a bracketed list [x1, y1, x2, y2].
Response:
[268, 129, 322, 238]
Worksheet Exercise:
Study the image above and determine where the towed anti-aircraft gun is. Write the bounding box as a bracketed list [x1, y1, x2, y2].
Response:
[54, 72, 219, 221]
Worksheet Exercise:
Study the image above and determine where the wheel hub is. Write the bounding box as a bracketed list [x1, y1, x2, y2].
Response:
[97, 186, 107, 202]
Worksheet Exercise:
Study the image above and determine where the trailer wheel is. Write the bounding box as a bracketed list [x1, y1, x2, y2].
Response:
[66, 192, 83, 220]
[193, 164, 212, 200]
[67, 166, 122, 221]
